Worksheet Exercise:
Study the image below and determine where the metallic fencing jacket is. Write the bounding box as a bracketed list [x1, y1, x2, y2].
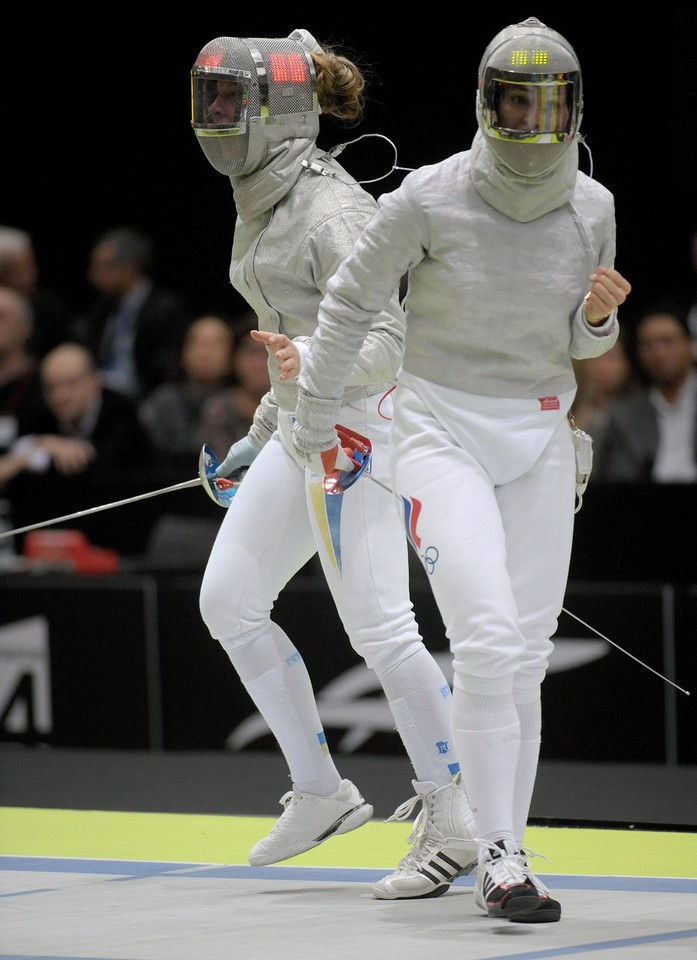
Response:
[228, 138, 405, 449]
[299, 148, 619, 408]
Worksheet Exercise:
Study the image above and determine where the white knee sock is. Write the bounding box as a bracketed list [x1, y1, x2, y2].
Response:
[452, 686, 520, 849]
[377, 646, 459, 786]
[221, 622, 341, 796]
[513, 697, 542, 848]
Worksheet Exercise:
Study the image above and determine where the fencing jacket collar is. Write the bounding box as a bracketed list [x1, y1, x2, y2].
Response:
[231, 139, 317, 222]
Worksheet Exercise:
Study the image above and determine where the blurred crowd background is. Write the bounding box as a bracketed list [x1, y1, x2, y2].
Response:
[1, 7, 696, 569]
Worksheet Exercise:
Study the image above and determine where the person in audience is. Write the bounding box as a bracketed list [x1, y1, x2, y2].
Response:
[0, 342, 153, 552]
[594, 303, 696, 482]
[0, 286, 44, 455]
[571, 331, 638, 451]
[70, 227, 192, 401]
[200, 315, 270, 461]
[0, 284, 46, 550]
[139, 313, 236, 464]
[0, 226, 72, 359]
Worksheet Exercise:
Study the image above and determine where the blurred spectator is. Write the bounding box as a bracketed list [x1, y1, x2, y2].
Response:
[571, 331, 638, 451]
[0, 286, 44, 454]
[200, 315, 271, 461]
[70, 227, 192, 401]
[0, 226, 72, 359]
[593, 303, 697, 482]
[138, 313, 236, 462]
[0, 342, 154, 553]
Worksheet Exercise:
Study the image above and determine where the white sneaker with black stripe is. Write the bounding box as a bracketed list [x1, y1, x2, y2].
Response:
[372, 773, 479, 899]
[248, 779, 373, 866]
[474, 839, 541, 921]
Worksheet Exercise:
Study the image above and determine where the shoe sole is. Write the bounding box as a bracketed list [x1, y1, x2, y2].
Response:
[372, 880, 451, 900]
[332, 803, 373, 843]
[487, 892, 541, 921]
[327, 801, 374, 839]
[372, 856, 478, 900]
[511, 898, 562, 923]
[249, 801, 373, 866]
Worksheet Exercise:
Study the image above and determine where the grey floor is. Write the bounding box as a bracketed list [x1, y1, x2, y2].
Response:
[3, 859, 696, 960]
[2, 747, 697, 960]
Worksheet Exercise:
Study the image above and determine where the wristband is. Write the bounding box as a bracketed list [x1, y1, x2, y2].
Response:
[583, 292, 610, 327]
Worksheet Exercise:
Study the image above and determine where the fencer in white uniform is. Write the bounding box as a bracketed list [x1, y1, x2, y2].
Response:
[292, 17, 631, 922]
[191, 29, 479, 891]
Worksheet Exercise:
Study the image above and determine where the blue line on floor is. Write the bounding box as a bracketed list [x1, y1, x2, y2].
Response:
[2, 856, 696, 893]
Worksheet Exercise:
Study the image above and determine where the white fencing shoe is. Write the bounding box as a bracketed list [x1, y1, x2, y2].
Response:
[473, 839, 541, 921]
[248, 779, 373, 866]
[372, 773, 479, 899]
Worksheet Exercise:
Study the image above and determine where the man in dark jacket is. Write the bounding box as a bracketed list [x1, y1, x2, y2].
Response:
[594, 304, 697, 482]
[1, 342, 155, 553]
[70, 227, 192, 402]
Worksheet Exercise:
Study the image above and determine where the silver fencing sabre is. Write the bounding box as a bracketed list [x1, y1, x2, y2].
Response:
[559, 606, 689, 696]
[326, 425, 691, 697]
[0, 445, 239, 541]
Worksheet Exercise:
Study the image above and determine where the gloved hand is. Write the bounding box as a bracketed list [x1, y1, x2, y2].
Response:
[324, 425, 373, 494]
[314, 442, 357, 478]
[293, 403, 373, 494]
[292, 428, 356, 478]
[291, 392, 346, 476]
[215, 436, 260, 479]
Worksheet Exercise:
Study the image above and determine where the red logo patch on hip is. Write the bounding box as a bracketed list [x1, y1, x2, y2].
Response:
[538, 396, 560, 410]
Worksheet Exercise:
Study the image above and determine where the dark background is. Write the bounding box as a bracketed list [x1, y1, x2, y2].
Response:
[3, 6, 697, 325]
[2, 8, 696, 818]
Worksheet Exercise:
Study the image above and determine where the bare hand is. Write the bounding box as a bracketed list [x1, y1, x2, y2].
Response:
[37, 436, 97, 475]
[584, 266, 632, 323]
[250, 329, 301, 381]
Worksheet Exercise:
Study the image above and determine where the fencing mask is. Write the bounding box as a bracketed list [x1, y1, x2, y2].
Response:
[191, 31, 321, 177]
[476, 16, 583, 177]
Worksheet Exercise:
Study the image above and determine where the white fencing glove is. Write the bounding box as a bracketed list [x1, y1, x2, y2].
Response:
[215, 435, 260, 479]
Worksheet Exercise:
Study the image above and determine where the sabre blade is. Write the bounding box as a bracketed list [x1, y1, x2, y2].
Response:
[364, 472, 393, 495]
[561, 606, 690, 696]
[0, 444, 242, 540]
[0, 478, 203, 540]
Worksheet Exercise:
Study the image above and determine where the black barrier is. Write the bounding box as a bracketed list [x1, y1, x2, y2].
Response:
[0, 571, 693, 765]
[0, 575, 160, 748]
